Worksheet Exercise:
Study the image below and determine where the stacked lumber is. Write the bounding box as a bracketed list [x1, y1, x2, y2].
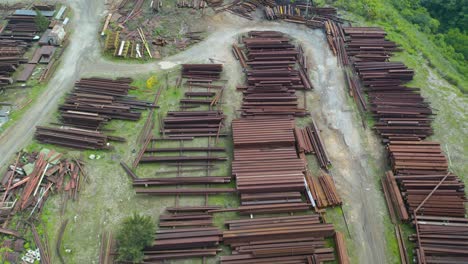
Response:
[142, 207, 222, 261]
[221, 215, 336, 263]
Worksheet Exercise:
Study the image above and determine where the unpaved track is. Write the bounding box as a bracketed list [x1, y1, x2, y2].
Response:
[0, 1, 391, 263]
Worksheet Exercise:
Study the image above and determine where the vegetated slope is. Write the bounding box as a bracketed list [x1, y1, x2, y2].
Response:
[315, 0, 467, 181]
[318, 0, 467, 93]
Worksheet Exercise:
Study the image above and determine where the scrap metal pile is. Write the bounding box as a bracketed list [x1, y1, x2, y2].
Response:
[34, 78, 153, 150]
[0, 150, 85, 235]
[233, 31, 311, 117]
[143, 206, 222, 261]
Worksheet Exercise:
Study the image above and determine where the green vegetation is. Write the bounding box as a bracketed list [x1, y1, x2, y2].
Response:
[116, 213, 155, 263]
[34, 11, 49, 32]
[316, 0, 467, 92]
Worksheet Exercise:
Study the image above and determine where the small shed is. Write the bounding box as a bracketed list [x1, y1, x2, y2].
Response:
[49, 24, 66, 45]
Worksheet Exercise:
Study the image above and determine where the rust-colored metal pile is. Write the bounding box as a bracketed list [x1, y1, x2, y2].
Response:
[294, 120, 331, 169]
[413, 216, 468, 264]
[387, 141, 465, 218]
[381, 171, 409, 222]
[35, 126, 123, 150]
[180, 64, 224, 108]
[233, 31, 311, 117]
[342, 27, 434, 141]
[143, 207, 222, 261]
[0, 151, 86, 227]
[160, 110, 225, 138]
[306, 173, 342, 209]
[221, 215, 336, 263]
[231, 118, 309, 213]
[34, 78, 152, 149]
[181, 64, 222, 80]
[0, 15, 46, 41]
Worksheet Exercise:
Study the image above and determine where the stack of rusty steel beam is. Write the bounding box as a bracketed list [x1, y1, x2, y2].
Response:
[343, 27, 399, 62]
[34, 78, 152, 149]
[0, 16, 38, 85]
[59, 77, 154, 128]
[306, 173, 342, 209]
[412, 216, 468, 264]
[180, 65, 224, 108]
[381, 171, 409, 222]
[221, 215, 336, 263]
[35, 126, 120, 150]
[294, 120, 331, 168]
[181, 64, 222, 81]
[341, 27, 434, 141]
[387, 141, 466, 218]
[261, 3, 341, 28]
[143, 207, 222, 261]
[231, 118, 310, 212]
[160, 111, 225, 138]
[233, 31, 311, 117]
[0, 15, 45, 42]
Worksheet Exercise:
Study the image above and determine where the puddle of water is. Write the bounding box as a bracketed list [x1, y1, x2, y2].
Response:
[0, 105, 11, 127]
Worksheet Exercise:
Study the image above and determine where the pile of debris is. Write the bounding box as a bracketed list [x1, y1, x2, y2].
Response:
[34, 78, 153, 150]
[0, 150, 86, 230]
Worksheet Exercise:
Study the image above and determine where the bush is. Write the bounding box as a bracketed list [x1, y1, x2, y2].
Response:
[116, 213, 155, 263]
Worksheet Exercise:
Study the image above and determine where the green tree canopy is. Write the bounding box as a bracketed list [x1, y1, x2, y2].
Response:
[34, 10, 49, 32]
[116, 213, 155, 263]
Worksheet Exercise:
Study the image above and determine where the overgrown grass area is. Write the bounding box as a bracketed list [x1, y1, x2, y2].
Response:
[317, 0, 467, 93]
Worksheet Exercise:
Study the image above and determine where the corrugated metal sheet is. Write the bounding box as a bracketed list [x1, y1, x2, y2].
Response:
[14, 10, 55, 17]
[55, 6, 67, 20]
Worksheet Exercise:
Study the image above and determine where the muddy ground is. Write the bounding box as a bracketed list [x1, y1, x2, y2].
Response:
[0, 0, 466, 263]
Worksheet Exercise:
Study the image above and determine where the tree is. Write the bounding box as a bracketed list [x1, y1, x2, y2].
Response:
[34, 10, 49, 32]
[116, 213, 155, 263]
